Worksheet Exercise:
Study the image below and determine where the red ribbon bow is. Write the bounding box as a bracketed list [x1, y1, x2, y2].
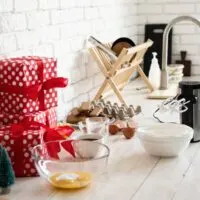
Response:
[0, 77, 68, 110]
[4, 119, 75, 176]
[10, 118, 40, 136]
[29, 77, 68, 100]
[10, 118, 75, 149]
[0, 57, 68, 110]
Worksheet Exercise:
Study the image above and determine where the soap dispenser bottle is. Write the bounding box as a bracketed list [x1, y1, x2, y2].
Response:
[148, 52, 161, 89]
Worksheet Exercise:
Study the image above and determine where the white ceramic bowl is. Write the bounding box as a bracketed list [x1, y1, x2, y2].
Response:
[137, 123, 193, 157]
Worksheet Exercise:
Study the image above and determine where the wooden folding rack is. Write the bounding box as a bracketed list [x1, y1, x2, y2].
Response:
[89, 39, 154, 107]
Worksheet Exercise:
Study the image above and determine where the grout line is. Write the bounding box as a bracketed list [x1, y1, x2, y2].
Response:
[129, 157, 161, 200]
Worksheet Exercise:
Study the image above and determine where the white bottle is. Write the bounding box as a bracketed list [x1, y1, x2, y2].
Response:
[148, 52, 161, 89]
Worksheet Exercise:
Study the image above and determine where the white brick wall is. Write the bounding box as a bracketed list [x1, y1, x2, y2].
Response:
[27, 11, 50, 29]
[0, 0, 13, 12]
[137, 0, 200, 75]
[39, 0, 59, 10]
[2, 0, 199, 120]
[0, 13, 27, 32]
[14, 0, 38, 11]
[0, 0, 138, 120]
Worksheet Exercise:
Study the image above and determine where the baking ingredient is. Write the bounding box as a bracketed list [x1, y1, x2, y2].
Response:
[122, 127, 135, 139]
[80, 102, 91, 111]
[122, 120, 136, 139]
[109, 124, 120, 135]
[71, 108, 80, 116]
[49, 172, 92, 189]
[109, 120, 126, 135]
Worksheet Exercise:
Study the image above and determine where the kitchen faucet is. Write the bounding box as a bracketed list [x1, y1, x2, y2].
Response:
[161, 16, 200, 89]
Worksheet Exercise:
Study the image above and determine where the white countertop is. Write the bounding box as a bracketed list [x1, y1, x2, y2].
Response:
[3, 77, 200, 200]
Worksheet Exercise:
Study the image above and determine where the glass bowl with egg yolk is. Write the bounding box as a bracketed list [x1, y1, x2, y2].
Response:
[32, 140, 110, 189]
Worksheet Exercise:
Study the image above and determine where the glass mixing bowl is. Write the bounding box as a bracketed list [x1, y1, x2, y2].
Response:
[32, 140, 110, 189]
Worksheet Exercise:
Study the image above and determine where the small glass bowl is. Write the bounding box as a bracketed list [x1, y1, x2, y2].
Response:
[32, 140, 110, 189]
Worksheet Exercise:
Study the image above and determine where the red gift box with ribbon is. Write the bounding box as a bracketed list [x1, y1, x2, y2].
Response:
[0, 56, 68, 114]
[0, 119, 74, 177]
[0, 107, 57, 128]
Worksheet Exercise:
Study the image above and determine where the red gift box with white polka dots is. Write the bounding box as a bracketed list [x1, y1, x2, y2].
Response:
[0, 56, 59, 114]
[0, 107, 57, 128]
[0, 123, 74, 177]
[45, 107, 57, 128]
[0, 126, 44, 177]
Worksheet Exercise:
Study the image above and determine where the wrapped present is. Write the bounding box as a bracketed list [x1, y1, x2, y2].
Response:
[45, 107, 57, 128]
[0, 56, 68, 114]
[0, 107, 57, 128]
[0, 119, 74, 177]
[0, 126, 43, 177]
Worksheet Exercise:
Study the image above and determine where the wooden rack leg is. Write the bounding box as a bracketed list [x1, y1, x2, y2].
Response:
[137, 65, 154, 91]
[94, 79, 108, 101]
[108, 78, 128, 108]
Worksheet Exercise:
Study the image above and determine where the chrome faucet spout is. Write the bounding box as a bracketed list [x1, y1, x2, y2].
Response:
[161, 16, 200, 89]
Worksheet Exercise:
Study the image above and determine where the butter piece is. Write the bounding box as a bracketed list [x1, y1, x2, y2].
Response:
[56, 173, 79, 182]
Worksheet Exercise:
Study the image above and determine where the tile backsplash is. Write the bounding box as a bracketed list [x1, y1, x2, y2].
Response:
[138, 0, 200, 75]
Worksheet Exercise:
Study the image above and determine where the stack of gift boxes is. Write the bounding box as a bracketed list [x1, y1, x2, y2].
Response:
[0, 56, 68, 177]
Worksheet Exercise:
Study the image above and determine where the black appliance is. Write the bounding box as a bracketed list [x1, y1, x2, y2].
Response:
[179, 81, 200, 142]
[144, 24, 173, 76]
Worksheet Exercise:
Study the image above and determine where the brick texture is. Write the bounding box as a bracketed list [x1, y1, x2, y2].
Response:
[137, 0, 200, 76]
[1, 0, 200, 120]
[0, 0, 13, 12]
[0, 0, 138, 120]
